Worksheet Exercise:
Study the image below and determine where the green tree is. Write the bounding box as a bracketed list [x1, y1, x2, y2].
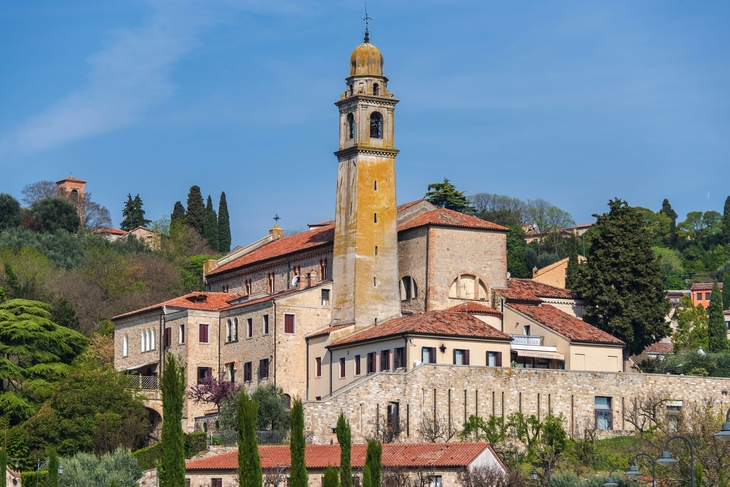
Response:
[48, 448, 59, 487]
[459, 414, 506, 444]
[120, 194, 150, 231]
[708, 281, 727, 352]
[724, 271, 730, 311]
[425, 178, 472, 213]
[171, 201, 186, 223]
[58, 447, 142, 487]
[471, 193, 527, 227]
[362, 440, 382, 487]
[238, 392, 262, 487]
[537, 413, 567, 481]
[0, 194, 21, 232]
[203, 195, 219, 252]
[0, 444, 7, 487]
[506, 226, 531, 279]
[337, 413, 352, 487]
[251, 384, 291, 432]
[0, 299, 88, 424]
[574, 199, 670, 366]
[660, 198, 679, 248]
[31, 198, 80, 234]
[51, 298, 80, 332]
[323, 465, 339, 487]
[672, 296, 709, 352]
[185, 186, 205, 235]
[218, 191, 231, 253]
[722, 196, 730, 246]
[565, 238, 579, 290]
[159, 353, 186, 487]
[290, 398, 307, 487]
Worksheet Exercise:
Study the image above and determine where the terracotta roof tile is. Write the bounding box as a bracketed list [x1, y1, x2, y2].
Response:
[398, 208, 508, 233]
[113, 292, 238, 320]
[691, 282, 722, 291]
[508, 303, 624, 345]
[497, 279, 577, 302]
[449, 301, 502, 317]
[645, 341, 674, 354]
[208, 225, 334, 277]
[97, 227, 127, 236]
[331, 310, 511, 347]
[187, 443, 495, 470]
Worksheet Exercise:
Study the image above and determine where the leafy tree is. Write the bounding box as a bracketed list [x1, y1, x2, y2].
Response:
[654, 247, 684, 289]
[80, 195, 112, 231]
[708, 282, 727, 352]
[238, 391, 262, 487]
[471, 193, 527, 227]
[660, 199, 679, 248]
[722, 196, 730, 246]
[171, 201, 186, 223]
[31, 198, 81, 234]
[574, 199, 670, 366]
[506, 226, 531, 279]
[159, 353, 186, 487]
[0, 299, 88, 424]
[537, 413, 567, 481]
[337, 412, 352, 487]
[251, 384, 291, 432]
[187, 372, 239, 410]
[525, 198, 575, 235]
[672, 296, 708, 352]
[0, 194, 21, 231]
[120, 194, 150, 231]
[363, 440, 382, 487]
[203, 195, 219, 252]
[323, 466, 339, 487]
[290, 398, 307, 487]
[48, 448, 59, 487]
[425, 178, 472, 213]
[218, 191, 231, 253]
[51, 298, 81, 332]
[58, 447, 142, 487]
[185, 186, 205, 235]
[459, 414, 506, 444]
[20, 181, 57, 206]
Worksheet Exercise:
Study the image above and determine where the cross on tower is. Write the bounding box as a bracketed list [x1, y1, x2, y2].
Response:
[362, 3, 372, 42]
[273, 214, 281, 223]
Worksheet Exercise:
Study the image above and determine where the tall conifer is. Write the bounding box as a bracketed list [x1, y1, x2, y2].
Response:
[185, 186, 205, 235]
[120, 194, 150, 230]
[238, 392, 262, 487]
[323, 466, 339, 487]
[159, 353, 186, 487]
[218, 191, 231, 253]
[660, 198, 679, 249]
[203, 195, 219, 252]
[565, 238, 579, 290]
[0, 447, 7, 487]
[171, 201, 186, 223]
[290, 399, 307, 487]
[362, 440, 382, 487]
[48, 448, 59, 487]
[722, 195, 730, 246]
[708, 282, 728, 352]
[337, 413, 352, 487]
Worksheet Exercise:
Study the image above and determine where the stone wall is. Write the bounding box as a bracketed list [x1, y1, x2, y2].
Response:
[398, 227, 428, 314]
[304, 364, 730, 444]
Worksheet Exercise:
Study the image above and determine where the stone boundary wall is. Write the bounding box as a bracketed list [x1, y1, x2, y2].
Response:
[304, 365, 730, 444]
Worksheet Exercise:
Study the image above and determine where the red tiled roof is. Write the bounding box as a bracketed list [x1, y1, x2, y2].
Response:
[497, 279, 577, 302]
[97, 227, 127, 236]
[208, 225, 335, 277]
[331, 310, 511, 347]
[507, 303, 624, 345]
[398, 208, 508, 233]
[645, 341, 674, 354]
[56, 175, 86, 183]
[187, 443, 494, 470]
[449, 301, 502, 317]
[113, 292, 238, 320]
[690, 282, 722, 291]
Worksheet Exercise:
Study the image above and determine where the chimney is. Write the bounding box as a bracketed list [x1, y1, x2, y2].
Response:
[270, 224, 284, 240]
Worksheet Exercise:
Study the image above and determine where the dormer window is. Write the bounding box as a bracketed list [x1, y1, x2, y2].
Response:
[370, 112, 382, 138]
[347, 113, 354, 139]
[373, 83, 379, 95]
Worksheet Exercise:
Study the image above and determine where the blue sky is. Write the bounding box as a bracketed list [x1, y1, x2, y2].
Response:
[1, 1, 729, 245]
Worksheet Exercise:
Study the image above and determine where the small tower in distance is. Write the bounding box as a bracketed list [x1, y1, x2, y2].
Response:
[332, 28, 401, 330]
[55, 175, 86, 224]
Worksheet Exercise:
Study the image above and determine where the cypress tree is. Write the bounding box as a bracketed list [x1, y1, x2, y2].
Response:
[565, 238, 579, 290]
[724, 273, 729, 311]
[362, 440, 382, 487]
[171, 201, 186, 223]
[218, 191, 231, 253]
[238, 392, 262, 487]
[722, 196, 730, 246]
[323, 466, 339, 487]
[660, 198, 679, 249]
[203, 195, 219, 252]
[290, 398, 307, 487]
[159, 353, 186, 487]
[337, 413, 352, 487]
[48, 448, 59, 487]
[708, 282, 728, 352]
[185, 186, 205, 235]
[0, 447, 7, 487]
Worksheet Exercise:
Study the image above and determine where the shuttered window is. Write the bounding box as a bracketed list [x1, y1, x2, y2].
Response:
[284, 314, 295, 334]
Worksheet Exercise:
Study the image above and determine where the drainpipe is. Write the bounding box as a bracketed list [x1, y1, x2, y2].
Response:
[273, 300, 277, 388]
[425, 228, 431, 311]
[329, 349, 333, 396]
[159, 306, 166, 375]
[404, 335, 409, 372]
[305, 336, 310, 401]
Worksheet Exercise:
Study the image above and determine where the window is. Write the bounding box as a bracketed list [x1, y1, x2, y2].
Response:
[197, 367, 212, 384]
[400, 276, 418, 300]
[380, 350, 390, 372]
[225, 362, 236, 383]
[245, 279, 252, 295]
[373, 83, 379, 95]
[374, 213, 378, 223]
[247, 318, 253, 339]
[428, 476, 443, 487]
[354, 355, 361, 375]
[122, 334, 128, 357]
[226, 319, 238, 342]
[283, 394, 292, 409]
[454, 349, 470, 365]
[179, 324, 185, 344]
[375, 246, 378, 256]
[422, 347, 436, 364]
[367, 352, 377, 374]
[374, 180, 378, 191]
[285, 314, 295, 334]
[666, 401, 682, 432]
[448, 274, 489, 300]
[707, 292, 712, 300]
[211, 478, 222, 487]
[321, 289, 331, 306]
[315, 357, 322, 377]
[347, 113, 354, 139]
[393, 347, 405, 369]
[263, 315, 270, 335]
[387, 402, 400, 435]
[370, 112, 382, 138]
[164, 327, 171, 347]
[141, 328, 156, 352]
[487, 351, 502, 367]
[339, 357, 346, 378]
[186, 479, 191, 487]
[259, 358, 270, 380]
[199, 323, 209, 343]
[373, 277, 377, 287]
[319, 259, 328, 281]
[244, 362, 253, 382]
[267, 273, 275, 294]
[595, 396, 613, 430]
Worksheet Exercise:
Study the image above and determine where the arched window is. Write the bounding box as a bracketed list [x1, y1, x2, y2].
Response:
[347, 113, 354, 139]
[370, 112, 382, 138]
[70, 189, 79, 202]
[449, 274, 489, 300]
[373, 83, 379, 95]
[151, 329, 156, 350]
[226, 320, 232, 342]
[400, 276, 418, 301]
[123, 334, 128, 357]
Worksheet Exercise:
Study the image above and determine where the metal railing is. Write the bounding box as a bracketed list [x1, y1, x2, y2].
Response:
[510, 334, 544, 346]
[126, 375, 160, 390]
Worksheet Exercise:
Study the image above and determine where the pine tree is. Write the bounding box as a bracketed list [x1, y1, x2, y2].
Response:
[323, 466, 339, 487]
[337, 412, 352, 487]
[48, 448, 59, 487]
[171, 201, 186, 223]
[120, 194, 150, 231]
[565, 238, 579, 290]
[238, 392, 262, 487]
[722, 196, 730, 246]
[425, 178, 473, 213]
[708, 281, 728, 352]
[218, 191, 231, 253]
[203, 195, 219, 252]
[660, 198, 679, 249]
[185, 186, 205, 235]
[362, 440, 382, 487]
[573, 199, 670, 365]
[159, 353, 186, 487]
[290, 398, 307, 487]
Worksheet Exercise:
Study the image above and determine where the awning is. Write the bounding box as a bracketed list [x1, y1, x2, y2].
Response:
[515, 350, 565, 361]
[125, 362, 158, 372]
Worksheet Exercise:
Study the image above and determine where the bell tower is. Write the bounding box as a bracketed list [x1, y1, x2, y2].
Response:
[332, 29, 400, 329]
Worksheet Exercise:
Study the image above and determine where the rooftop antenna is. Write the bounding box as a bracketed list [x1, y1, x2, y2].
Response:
[362, 2, 372, 43]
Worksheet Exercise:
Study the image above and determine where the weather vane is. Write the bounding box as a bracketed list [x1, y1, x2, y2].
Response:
[273, 214, 281, 223]
[362, 2, 372, 42]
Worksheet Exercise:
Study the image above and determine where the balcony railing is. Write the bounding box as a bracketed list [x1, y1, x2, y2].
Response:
[127, 375, 159, 390]
[510, 334, 544, 346]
